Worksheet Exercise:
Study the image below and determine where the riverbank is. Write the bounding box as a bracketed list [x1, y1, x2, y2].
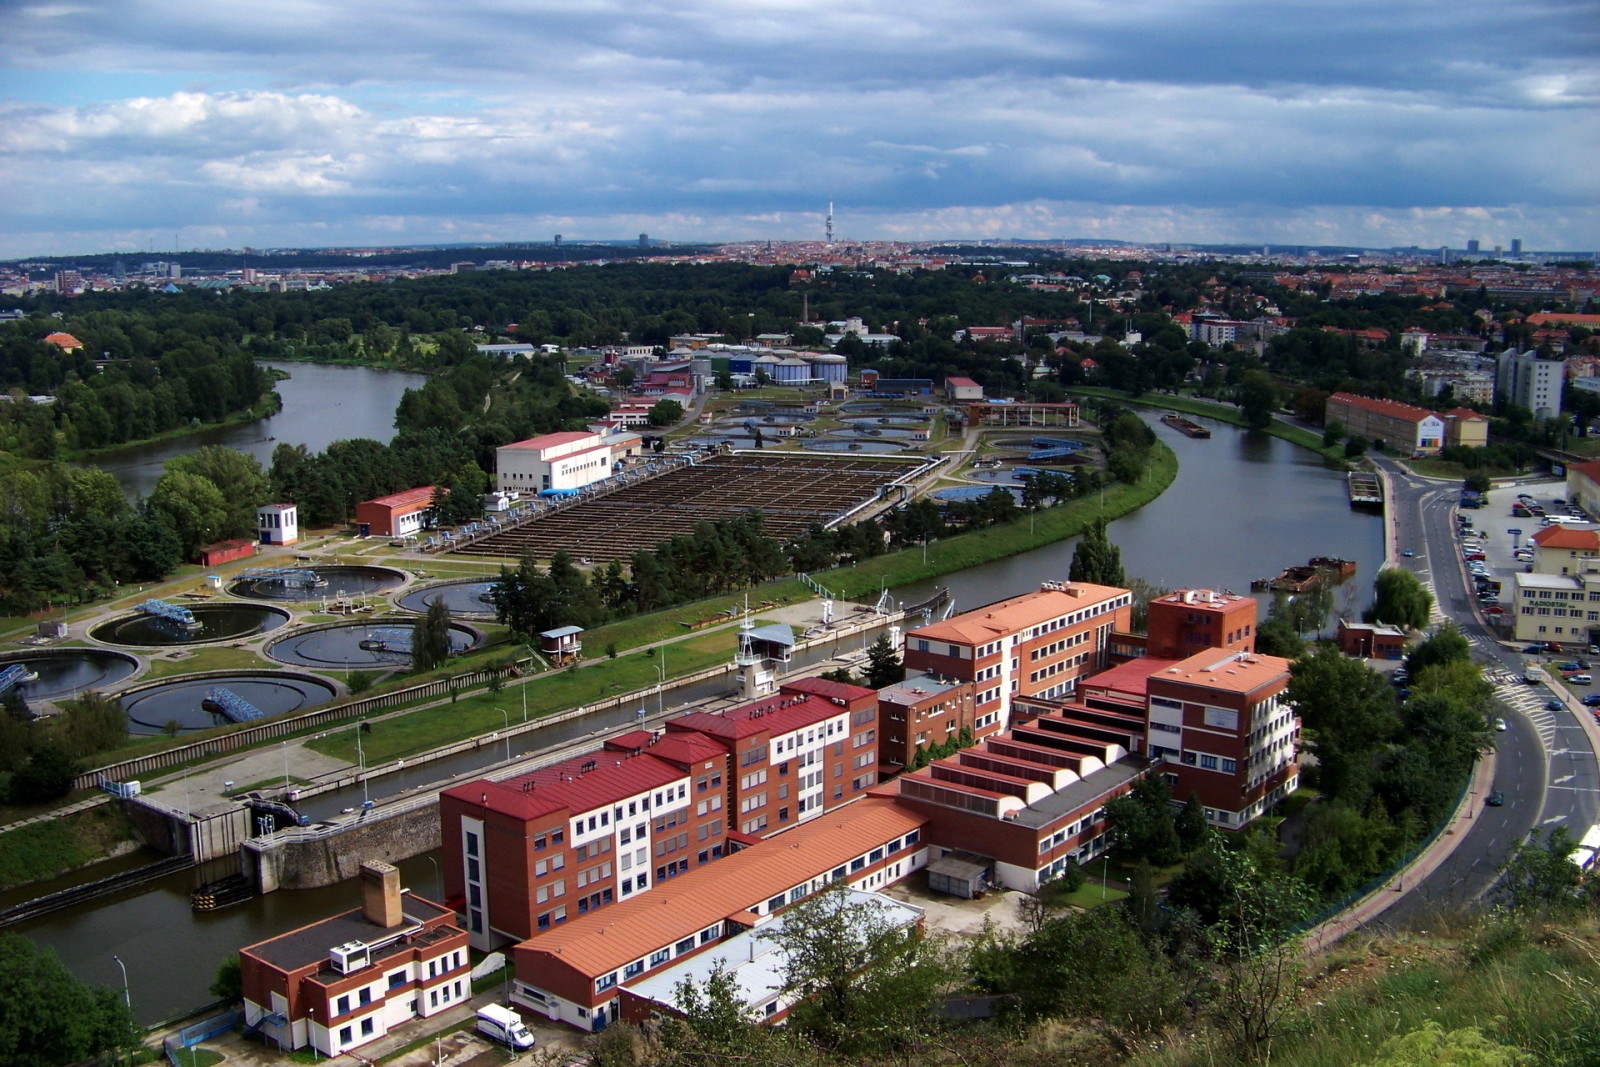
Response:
[1072, 386, 1348, 463]
[59, 389, 283, 465]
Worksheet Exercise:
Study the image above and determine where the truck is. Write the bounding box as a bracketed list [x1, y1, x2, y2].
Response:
[476, 1004, 536, 1051]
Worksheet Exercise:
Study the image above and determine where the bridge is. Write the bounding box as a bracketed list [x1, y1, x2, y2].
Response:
[240, 567, 325, 589]
[137, 599, 200, 629]
[204, 687, 267, 724]
[0, 664, 35, 697]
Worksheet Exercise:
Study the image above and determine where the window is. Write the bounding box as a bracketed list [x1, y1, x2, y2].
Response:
[466, 832, 479, 857]
[358, 987, 371, 1006]
[340, 1026, 353, 1045]
[624, 960, 645, 979]
[651, 948, 671, 966]
[596, 973, 618, 992]
[1200, 754, 1219, 770]
[676, 936, 695, 954]
[388, 970, 406, 989]
[360, 1018, 374, 1037]
[337, 995, 351, 1015]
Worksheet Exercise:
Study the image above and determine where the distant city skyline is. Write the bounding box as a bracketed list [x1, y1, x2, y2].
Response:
[2, 0, 1595, 259]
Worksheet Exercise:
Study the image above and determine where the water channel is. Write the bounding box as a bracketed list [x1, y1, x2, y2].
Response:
[30, 381, 1381, 1024]
[91, 362, 428, 500]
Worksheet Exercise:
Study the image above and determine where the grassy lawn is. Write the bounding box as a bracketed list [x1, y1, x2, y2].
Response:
[140, 646, 270, 679]
[1405, 456, 1513, 481]
[305, 639, 742, 764]
[0, 803, 136, 892]
[1062, 882, 1129, 908]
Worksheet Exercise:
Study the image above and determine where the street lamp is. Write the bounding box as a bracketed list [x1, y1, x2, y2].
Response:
[656, 649, 667, 716]
[425, 855, 440, 900]
[354, 722, 368, 806]
[496, 708, 511, 763]
[111, 954, 131, 1013]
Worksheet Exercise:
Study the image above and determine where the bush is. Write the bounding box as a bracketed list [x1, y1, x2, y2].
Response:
[7, 746, 78, 805]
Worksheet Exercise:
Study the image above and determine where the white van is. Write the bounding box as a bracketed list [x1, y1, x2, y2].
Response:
[477, 1004, 536, 1050]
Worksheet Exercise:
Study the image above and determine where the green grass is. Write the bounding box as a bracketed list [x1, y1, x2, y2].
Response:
[1060, 883, 1129, 908]
[0, 803, 136, 892]
[140, 646, 270, 679]
[165, 1047, 223, 1067]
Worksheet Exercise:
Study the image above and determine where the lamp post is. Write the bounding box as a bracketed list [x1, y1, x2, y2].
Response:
[282, 740, 291, 798]
[111, 954, 131, 1013]
[354, 722, 368, 806]
[496, 708, 511, 763]
[425, 855, 441, 900]
[656, 649, 667, 716]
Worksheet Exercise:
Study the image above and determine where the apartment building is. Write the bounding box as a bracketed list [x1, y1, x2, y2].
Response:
[901, 581, 1134, 733]
[239, 863, 469, 1059]
[1496, 348, 1565, 420]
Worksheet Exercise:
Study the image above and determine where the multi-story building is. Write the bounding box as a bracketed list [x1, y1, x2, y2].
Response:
[240, 863, 469, 1059]
[1530, 524, 1600, 575]
[1567, 459, 1600, 516]
[1441, 407, 1490, 448]
[1143, 589, 1257, 660]
[1496, 348, 1565, 420]
[1086, 648, 1298, 827]
[1509, 570, 1599, 646]
[495, 429, 641, 494]
[902, 581, 1133, 733]
[887, 696, 1149, 891]
[876, 673, 978, 774]
[1324, 393, 1445, 455]
[439, 744, 727, 950]
[667, 677, 879, 838]
[509, 799, 929, 1031]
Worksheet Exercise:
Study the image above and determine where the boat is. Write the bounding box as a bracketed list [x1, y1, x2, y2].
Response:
[1160, 412, 1212, 438]
[1251, 557, 1358, 593]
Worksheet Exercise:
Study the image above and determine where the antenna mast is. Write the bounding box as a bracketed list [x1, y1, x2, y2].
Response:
[825, 202, 834, 246]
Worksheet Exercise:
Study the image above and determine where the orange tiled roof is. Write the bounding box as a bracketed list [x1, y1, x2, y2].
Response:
[1147, 649, 1291, 695]
[43, 332, 83, 350]
[1327, 393, 1439, 426]
[518, 799, 926, 977]
[908, 583, 1127, 645]
[1532, 526, 1600, 550]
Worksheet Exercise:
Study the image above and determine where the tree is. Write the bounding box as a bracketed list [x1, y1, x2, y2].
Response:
[1237, 370, 1279, 431]
[1255, 612, 1306, 658]
[863, 633, 904, 689]
[1405, 622, 1470, 677]
[1285, 645, 1398, 803]
[648, 398, 684, 426]
[1496, 828, 1583, 913]
[1104, 774, 1183, 867]
[0, 932, 137, 1067]
[1176, 792, 1210, 854]
[1369, 568, 1433, 630]
[412, 598, 453, 673]
[166, 445, 268, 539]
[1068, 518, 1126, 586]
[1322, 419, 1344, 448]
[7, 744, 78, 804]
[210, 955, 243, 1005]
[760, 882, 956, 1056]
[146, 468, 229, 558]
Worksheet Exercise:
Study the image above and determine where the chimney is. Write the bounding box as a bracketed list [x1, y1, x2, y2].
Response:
[360, 861, 403, 928]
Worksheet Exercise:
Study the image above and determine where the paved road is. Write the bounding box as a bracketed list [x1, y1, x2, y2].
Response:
[1373, 458, 1600, 927]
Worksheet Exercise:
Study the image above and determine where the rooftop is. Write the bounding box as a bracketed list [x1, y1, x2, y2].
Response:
[1328, 392, 1440, 425]
[499, 431, 594, 451]
[1147, 649, 1292, 696]
[908, 582, 1128, 645]
[243, 893, 455, 974]
[518, 799, 926, 977]
[362, 486, 436, 510]
[670, 688, 854, 743]
[443, 750, 686, 822]
[879, 672, 967, 706]
[1080, 656, 1181, 699]
[1532, 525, 1600, 549]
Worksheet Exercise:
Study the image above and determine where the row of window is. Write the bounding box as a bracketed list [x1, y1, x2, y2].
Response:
[1028, 629, 1090, 661]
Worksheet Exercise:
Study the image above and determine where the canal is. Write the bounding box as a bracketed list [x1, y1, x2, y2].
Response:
[90, 362, 428, 500]
[28, 402, 1381, 1025]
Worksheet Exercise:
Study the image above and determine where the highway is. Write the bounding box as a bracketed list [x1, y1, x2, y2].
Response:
[1373, 457, 1600, 928]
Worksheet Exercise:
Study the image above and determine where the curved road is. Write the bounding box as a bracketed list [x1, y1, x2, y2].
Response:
[1374, 457, 1600, 927]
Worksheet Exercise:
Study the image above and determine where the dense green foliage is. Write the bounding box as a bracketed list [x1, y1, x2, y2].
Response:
[0, 932, 137, 1067]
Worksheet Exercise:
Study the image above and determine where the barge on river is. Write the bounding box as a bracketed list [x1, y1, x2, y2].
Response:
[1161, 412, 1212, 438]
[1251, 557, 1358, 593]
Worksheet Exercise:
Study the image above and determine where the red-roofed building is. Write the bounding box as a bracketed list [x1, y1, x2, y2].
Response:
[1324, 393, 1445, 455]
[667, 676, 878, 837]
[1567, 459, 1600, 517]
[43, 331, 83, 351]
[495, 430, 642, 494]
[1143, 588, 1257, 660]
[354, 487, 435, 538]
[944, 376, 983, 402]
[1441, 407, 1489, 449]
[1531, 523, 1600, 574]
[440, 746, 723, 951]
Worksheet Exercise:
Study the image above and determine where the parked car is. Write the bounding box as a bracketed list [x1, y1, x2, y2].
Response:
[1556, 662, 1582, 673]
[1570, 673, 1593, 685]
[1465, 552, 1486, 561]
[1582, 693, 1600, 707]
[1524, 643, 1550, 653]
[1484, 606, 1505, 615]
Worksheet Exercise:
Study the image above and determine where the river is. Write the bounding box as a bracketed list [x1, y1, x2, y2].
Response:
[27, 398, 1381, 1025]
[91, 362, 428, 500]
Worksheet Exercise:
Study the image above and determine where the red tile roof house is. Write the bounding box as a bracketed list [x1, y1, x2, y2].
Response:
[1324, 393, 1446, 456]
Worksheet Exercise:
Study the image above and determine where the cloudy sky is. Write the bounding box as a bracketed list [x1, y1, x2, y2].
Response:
[2, 0, 1596, 257]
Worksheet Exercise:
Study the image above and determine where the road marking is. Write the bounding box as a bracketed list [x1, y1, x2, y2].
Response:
[1555, 774, 1576, 785]
[1544, 815, 1570, 825]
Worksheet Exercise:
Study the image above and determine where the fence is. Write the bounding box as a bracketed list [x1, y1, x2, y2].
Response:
[164, 1010, 240, 1064]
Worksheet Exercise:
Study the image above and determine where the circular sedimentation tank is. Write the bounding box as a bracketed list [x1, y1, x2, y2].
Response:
[229, 565, 407, 601]
[0, 649, 140, 702]
[266, 621, 481, 669]
[933, 485, 1024, 503]
[89, 603, 291, 647]
[396, 580, 498, 617]
[119, 671, 338, 734]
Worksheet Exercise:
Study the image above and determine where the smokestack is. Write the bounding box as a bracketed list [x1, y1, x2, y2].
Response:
[360, 861, 403, 928]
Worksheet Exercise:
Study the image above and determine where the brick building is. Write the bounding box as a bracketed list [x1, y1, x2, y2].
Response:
[1143, 588, 1257, 659]
[876, 672, 978, 774]
[1325, 393, 1445, 455]
[354, 487, 435, 538]
[902, 581, 1134, 733]
[239, 863, 468, 1059]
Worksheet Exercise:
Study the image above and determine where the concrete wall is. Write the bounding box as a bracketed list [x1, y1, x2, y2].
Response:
[245, 804, 441, 893]
[120, 796, 252, 862]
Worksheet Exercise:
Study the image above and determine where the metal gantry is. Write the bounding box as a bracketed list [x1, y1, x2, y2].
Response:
[204, 686, 266, 723]
[137, 599, 200, 629]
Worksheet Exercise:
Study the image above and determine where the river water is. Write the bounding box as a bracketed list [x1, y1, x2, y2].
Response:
[28, 390, 1381, 1025]
[91, 362, 427, 500]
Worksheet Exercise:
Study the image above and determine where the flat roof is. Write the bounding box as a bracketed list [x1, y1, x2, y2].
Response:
[1515, 572, 1584, 590]
[444, 750, 686, 822]
[909, 583, 1127, 645]
[499, 431, 594, 451]
[244, 894, 454, 973]
[361, 486, 436, 510]
[1080, 656, 1179, 698]
[1147, 649, 1291, 696]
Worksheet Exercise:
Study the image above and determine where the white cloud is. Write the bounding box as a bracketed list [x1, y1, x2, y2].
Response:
[0, 0, 1595, 254]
